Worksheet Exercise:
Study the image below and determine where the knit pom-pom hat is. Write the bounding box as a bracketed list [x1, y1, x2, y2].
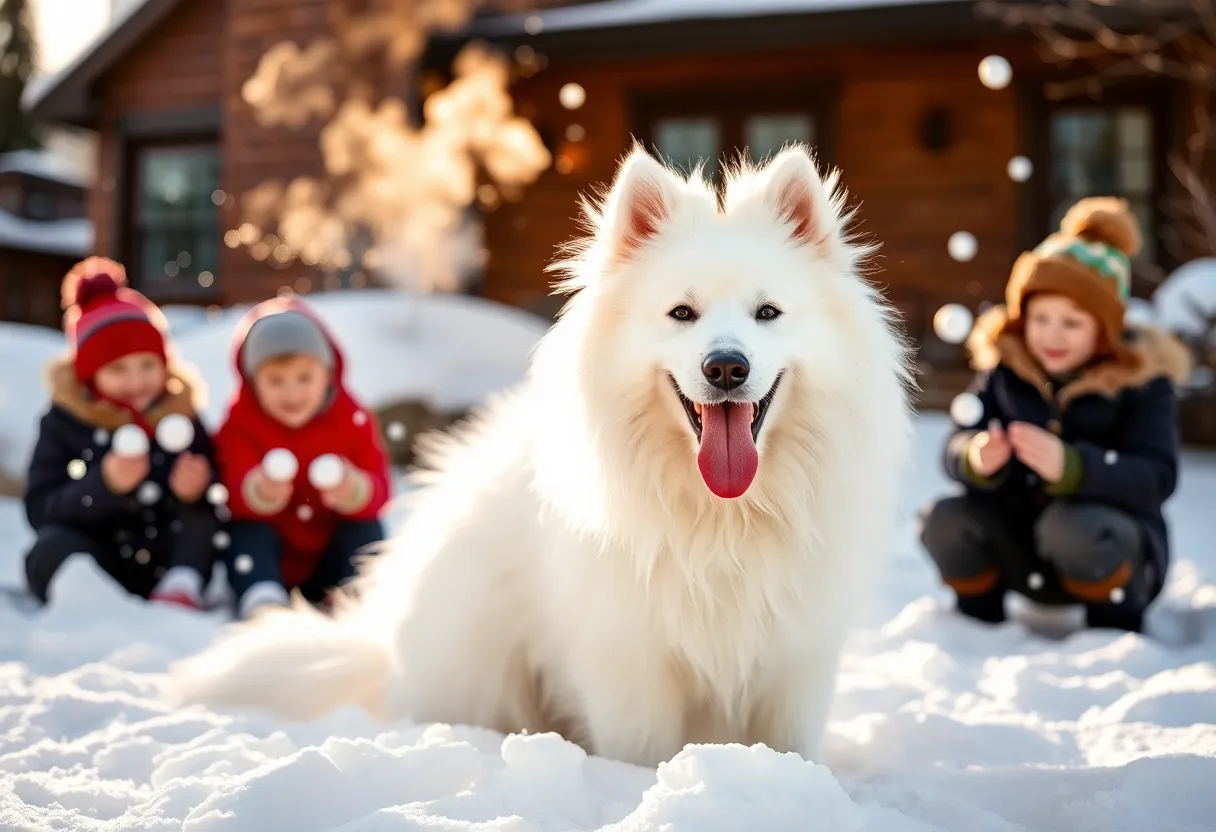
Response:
[61, 257, 167, 384]
[1003, 197, 1142, 354]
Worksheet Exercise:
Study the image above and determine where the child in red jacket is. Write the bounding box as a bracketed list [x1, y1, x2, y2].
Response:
[214, 297, 392, 619]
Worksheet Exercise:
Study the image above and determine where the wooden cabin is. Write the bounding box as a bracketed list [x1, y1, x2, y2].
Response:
[0, 151, 92, 328]
[26, 0, 1188, 385]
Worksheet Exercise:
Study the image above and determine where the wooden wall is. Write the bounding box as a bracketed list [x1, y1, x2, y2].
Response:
[91, 0, 331, 307]
[91, 0, 226, 259]
[0, 248, 78, 329]
[483, 38, 1041, 347]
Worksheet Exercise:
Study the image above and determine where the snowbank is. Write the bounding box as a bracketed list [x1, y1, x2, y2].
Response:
[1154, 258, 1216, 337]
[0, 416, 1214, 829]
[0, 289, 550, 479]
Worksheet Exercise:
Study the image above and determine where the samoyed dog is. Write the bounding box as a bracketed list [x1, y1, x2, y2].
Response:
[169, 144, 914, 768]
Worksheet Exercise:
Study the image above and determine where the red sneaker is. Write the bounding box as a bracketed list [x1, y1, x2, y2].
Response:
[150, 589, 203, 611]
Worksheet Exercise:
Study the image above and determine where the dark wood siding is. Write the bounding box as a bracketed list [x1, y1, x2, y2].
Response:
[482, 38, 1038, 342]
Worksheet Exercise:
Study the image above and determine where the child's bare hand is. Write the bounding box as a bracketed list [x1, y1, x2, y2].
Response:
[247, 468, 293, 508]
[968, 419, 1012, 478]
[102, 451, 149, 494]
[319, 460, 368, 513]
[1008, 421, 1066, 483]
[169, 452, 210, 503]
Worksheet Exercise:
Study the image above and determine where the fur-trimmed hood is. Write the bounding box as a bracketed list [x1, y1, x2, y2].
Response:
[966, 305, 1192, 408]
[45, 355, 206, 431]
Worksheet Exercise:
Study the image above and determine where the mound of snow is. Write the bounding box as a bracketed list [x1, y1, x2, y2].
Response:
[0, 416, 1215, 829]
[1153, 257, 1216, 336]
[0, 289, 550, 478]
[174, 289, 550, 428]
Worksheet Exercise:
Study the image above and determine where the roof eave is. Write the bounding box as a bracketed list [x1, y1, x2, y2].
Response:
[24, 0, 187, 127]
[426, 0, 998, 66]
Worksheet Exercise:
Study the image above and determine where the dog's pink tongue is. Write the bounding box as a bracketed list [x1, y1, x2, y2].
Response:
[696, 403, 758, 499]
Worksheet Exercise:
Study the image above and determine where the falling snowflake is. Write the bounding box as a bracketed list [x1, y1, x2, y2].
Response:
[352, 411, 368, 427]
[298, 505, 314, 522]
[387, 421, 407, 442]
[207, 483, 229, 506]
[213, 531, 231, 550]
[67, 460, 86, 480]
[948, 231, 978, 263]
[137, 482, 162, 506]
[234, 554, 254, 574]
[933, 304, 974, 344]
[135, 549, 151, 565]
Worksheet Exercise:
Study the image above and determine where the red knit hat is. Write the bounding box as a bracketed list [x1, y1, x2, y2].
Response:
[61, 257, 167, 384]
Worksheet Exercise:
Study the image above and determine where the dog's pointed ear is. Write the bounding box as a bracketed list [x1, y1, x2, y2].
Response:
[756, 147, 842, 255]
[601, 147, 681, 262]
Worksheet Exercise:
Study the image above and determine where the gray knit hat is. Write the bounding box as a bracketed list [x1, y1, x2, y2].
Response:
[240, 309, 335, 378]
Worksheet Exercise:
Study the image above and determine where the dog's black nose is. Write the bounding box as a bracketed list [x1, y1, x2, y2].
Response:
[702, 352, 750, 391]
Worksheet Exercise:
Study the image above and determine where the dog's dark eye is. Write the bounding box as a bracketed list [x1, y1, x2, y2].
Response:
[668, 305, 697, 322]
[756, 304, 782, 321]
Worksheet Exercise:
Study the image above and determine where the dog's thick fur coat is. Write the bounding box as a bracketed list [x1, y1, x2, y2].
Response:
[168, 145, 915, 767]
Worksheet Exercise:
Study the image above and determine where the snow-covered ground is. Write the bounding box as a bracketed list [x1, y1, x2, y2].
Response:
[0, 413, 1213, 831]
[1, 288, 1214, 829]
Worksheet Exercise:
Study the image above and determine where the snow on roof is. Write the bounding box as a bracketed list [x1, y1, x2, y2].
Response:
[0, 209, 91, 258]
[0, 150, 91, 189]
[470, 0, 969, 35]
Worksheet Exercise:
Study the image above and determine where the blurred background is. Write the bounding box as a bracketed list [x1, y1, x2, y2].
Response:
[2, 0, 1215, 461]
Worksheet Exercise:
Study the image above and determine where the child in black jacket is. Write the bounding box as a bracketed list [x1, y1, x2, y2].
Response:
[920, 198, 1191, 633]
[22, 257, 222, 609]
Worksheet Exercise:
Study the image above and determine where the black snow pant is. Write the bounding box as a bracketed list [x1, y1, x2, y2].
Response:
[24, 500, 220, 605]
[918, 494, 1151, 633]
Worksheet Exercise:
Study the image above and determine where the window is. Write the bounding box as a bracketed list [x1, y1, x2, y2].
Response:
[1049, 106, 1155, 260]
[632, 83, 833, 186]
[130, 143, 220, 293]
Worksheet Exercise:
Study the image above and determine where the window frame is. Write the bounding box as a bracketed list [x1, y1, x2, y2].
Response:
[1022, 79, 1184, 281]
[628, 79, 839, 194]
[115, 107, 223, 302]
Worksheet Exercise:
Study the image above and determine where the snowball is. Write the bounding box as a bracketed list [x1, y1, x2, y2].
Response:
[206, 483, 229, 506]
[112, 424, 149, 457]
[559, 82, 586, 110]
[1007, 155, 1033, 182]
[948, 231, 978, 263]
[262, 449, 299, 483]
[308, 454, 345, 490]
[387, 421, 407, 442]
[154, 414, 195, 454]
[137, 482, 162, 506]
[978, 55, 1012, 90]
[950, 392, 984, 427]
[934, 303, 974, 344]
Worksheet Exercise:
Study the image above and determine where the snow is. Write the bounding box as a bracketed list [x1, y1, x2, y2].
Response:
[0, 414, 1214, 829]
[1153, 257, 1216, 337]
[468, 0, 967, 36]
[0, 150, 93, 189]
[0, 208, 92, 257]
[0, 289, 550, 481]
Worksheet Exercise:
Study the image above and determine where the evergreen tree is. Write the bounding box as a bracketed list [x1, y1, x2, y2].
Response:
[0, 0, 39, 152]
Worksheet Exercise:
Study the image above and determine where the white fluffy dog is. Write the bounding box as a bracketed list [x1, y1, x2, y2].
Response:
[169, 144, 914, 768]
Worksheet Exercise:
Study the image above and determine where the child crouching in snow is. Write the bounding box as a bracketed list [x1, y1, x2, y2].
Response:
[919, 198, 1191, 634]
[23, 258, 222, 609]
[214, 297, 391, 620]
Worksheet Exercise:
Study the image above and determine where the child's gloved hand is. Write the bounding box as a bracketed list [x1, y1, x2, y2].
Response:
[246, 468, 293, 510]
[1008, 421, 1065, 483]
[102, 450, 149, 494]
[968, 419, 1012, 478]
[318, 459, 371, 514]
[170, 452, 211, 503]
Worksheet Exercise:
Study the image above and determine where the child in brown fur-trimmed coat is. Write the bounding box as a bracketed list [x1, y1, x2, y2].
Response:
[21, 258, 222, 609]
[919, 198, 1192, 634]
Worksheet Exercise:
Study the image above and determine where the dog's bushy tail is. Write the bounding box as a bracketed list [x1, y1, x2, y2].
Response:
[165, 600, 391, 722]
